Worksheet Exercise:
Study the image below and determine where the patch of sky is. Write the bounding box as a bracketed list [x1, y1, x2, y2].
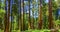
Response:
[58, 9, 60, 15]
[45, 0, 49, 3]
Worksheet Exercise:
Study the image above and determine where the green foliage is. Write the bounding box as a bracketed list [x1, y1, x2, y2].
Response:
[59, 29, 60, 32]
[55, 20, 60, 25]
[0, 29, 4, 32]
[25, 29, 51, 32]
[0, 9, 5, 14]
[12, 4, 18, 16]
[0, 9, 5, 19]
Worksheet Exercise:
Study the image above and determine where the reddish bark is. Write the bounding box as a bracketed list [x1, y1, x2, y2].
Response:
[4, 0, 10, 32]
[48, 0, 54, 29]
[38, 0, 43, 29]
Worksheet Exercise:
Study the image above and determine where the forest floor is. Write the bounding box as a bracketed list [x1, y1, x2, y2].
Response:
[0, 29, 60, 32]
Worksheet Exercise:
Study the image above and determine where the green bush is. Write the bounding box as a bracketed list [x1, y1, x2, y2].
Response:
[25, 29, 51, 32]
[58, 29, 60, 32]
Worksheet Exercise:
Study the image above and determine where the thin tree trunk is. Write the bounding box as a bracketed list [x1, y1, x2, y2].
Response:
[4, 0, 10, 32]
[21, 0, 25, 31]
[31, 0, 35, 29]
[48, 0, 54, 29]
[18, 0, 21, 29]
[21, 0, 23, 31]
[18, 0, 21, 30]
[4, 13, 7, 32]
[38, 0, 43, 29]
[28, 0, 31, 29]
[10, 0, 12, 32]
[23, 0, 25, 31]
[4, 0, 7, 32]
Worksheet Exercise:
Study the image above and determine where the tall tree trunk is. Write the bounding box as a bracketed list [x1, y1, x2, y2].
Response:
[4, 12, 7, 32]
[32, 5, 34, 29]
[38, 0, 43, 29]
[4, 0, 10, 32]
[21, 0, 25, 31]
[4, 0, 7, 32]
[23, 0, 25, 31]
[10, 0, 12, 32]
[28, 0, 31, 29]
[20, 0, 23, 31]
[18, 0, 19, 30]
[18, 0, 21, 30]
[48, 0, 54, 29]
